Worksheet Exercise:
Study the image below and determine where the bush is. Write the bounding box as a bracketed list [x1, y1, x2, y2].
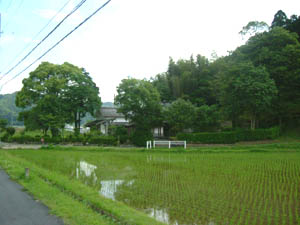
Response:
[0, 132, 10, 142]
[65, 134, 85, 143]
[88, 135, 117, 146]
[236, 127, 280, 141]
[177, 132, 236, 144]
[130, 128, 153, 147]
[177, 127, 280, 144]
[6, 127, 16, 136]
[11, 134, 36, 143]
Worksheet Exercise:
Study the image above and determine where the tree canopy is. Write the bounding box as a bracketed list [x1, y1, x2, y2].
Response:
[16, 62, 101, 136]
[114, 78, 162, 130]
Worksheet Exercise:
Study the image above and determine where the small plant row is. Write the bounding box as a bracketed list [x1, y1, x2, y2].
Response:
[177, 127, 280, 144]
[0, 133, 118, 146]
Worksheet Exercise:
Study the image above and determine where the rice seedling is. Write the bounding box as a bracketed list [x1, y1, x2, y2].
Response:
[3, 146, 300, 225]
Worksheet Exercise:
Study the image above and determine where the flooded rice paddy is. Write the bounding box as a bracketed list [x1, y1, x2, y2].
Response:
[7, 149, 300, 225]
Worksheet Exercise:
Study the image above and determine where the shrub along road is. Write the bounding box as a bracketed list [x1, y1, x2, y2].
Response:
[0, 169, 63, 225]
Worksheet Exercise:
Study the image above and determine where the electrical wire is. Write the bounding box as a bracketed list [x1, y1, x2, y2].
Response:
[0, 0, 72, 73]
[0, 0, 87, 80]
[0, 0, 112, 91]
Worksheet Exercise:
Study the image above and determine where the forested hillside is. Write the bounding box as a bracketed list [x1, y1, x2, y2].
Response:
[0, 92, 23, 125]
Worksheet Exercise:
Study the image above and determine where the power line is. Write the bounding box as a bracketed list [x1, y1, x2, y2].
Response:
[0, 0, 72, 73]
[0, 0, 112, 91]
[0, 0, 87, 80]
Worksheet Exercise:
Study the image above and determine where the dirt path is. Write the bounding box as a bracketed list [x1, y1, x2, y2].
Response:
[0, 143, 42, 149]
[0, 169, 63, 225]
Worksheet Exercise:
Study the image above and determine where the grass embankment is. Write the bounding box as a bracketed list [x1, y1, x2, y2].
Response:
[40, 141, 300, 153]
[0, 151, 164, 225]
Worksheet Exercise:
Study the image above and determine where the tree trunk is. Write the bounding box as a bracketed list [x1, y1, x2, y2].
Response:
[74, 111, 79, 135]
[78, 113, 81, 131]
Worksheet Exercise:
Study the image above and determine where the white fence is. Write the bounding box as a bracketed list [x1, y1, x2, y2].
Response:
[146, 140, 186, 149]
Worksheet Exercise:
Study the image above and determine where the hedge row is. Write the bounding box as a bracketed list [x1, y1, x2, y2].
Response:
[177, 127, 280, 144]
[1, 134, 117, 146]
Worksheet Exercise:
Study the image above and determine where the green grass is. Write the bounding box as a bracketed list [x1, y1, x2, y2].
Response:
[1, 143, 300, 225]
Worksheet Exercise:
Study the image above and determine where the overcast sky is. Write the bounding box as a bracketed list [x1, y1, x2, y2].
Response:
[0, 0, 298, 102]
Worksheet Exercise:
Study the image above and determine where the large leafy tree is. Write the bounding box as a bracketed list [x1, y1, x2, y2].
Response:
[154, 55, 216, 106]
[194, 104, 220, 132]
[235, 27, 300, 125]
[16, 62, 101, 136]
[271, 10, 300, 42]
[220, 62, 277, 130]
[114, 78, 162, 129]
[164, 98, 197, 135]
[60, 62, 101, 133]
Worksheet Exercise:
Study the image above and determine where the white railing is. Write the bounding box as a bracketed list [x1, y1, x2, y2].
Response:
[146, 140, 186, 149]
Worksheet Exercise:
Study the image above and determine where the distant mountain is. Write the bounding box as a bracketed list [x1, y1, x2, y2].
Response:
[0, 92, 23, 125]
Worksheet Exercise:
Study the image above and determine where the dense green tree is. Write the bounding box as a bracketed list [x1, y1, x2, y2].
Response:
[239, 21, 269, 37]
[151, 73, 173, 103]
[220, 62, 277, 130]
[0, 118, 8, 132]
[194, 105, 220, 132]
[114, 78, 162, 130]
[16, 62, 101, 136]
[271, 10, 300, 42]
[271, 10, 289, 28]
[164, 98, 197, 135]
[155, 55, 216, 106]
[60, 62, 101, 134]
[235, 27, 300, 126]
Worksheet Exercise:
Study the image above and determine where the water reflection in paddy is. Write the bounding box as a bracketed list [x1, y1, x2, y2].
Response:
[76, 160, 179, 225]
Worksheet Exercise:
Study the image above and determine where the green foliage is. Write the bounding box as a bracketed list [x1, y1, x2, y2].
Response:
[10, 134, 37, 143]
[236, 127, 280, 141]
[130, 128, 153, 147]
[177, 132, 237, 144]
[219, 61, 277, 129]
[115, 78, 162, 129]
[0, 118, 8, 131]
[5, 127, 16, 136]
[177, 127, 280, 144]
[0, 93, 23, 126]
[153, 55, 216, 106]
[16, 62, 101, 137]
[88, 135, 117, 146]
[151, 73, 173, 103]
[109, 125, 129, 144]
[234, 27, 300, 126]
[164, 98, 197, 135]
[194, 104, 220, 132]
[239, 21, 269, 36]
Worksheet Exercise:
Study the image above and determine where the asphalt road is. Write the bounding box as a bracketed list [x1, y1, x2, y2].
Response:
[0, 169, 64, 225]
